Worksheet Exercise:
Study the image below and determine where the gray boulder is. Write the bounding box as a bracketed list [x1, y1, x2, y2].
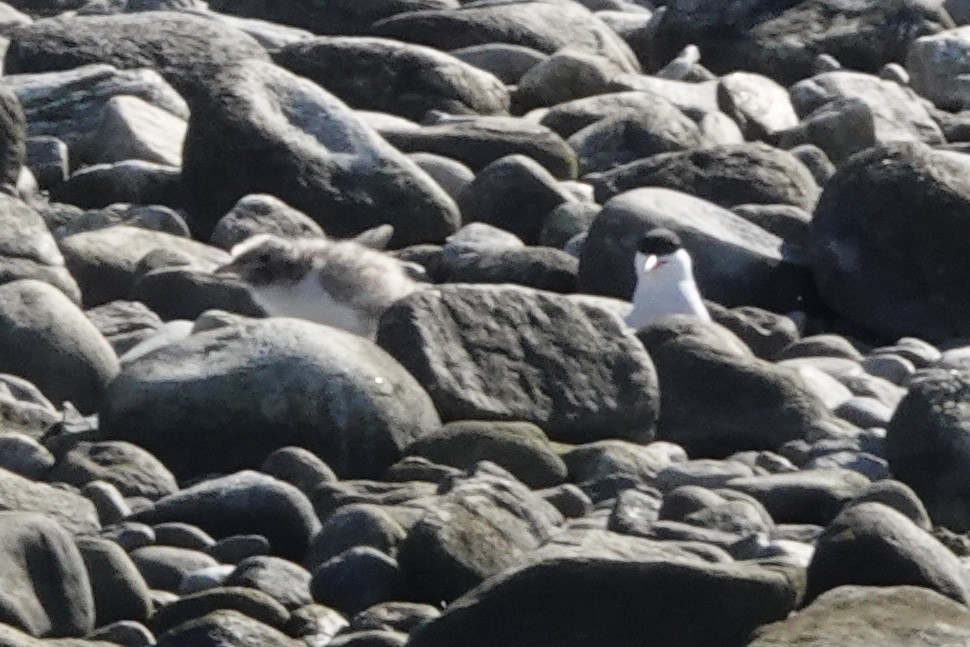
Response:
[402, 420, 567, 489]
[805, 502, 970, 604]
[0, 193, 80, 302]
[456, 154, 576, 243]
[5, 11, 270, 98]
[886, 368, 970, 531]
[205, 0, 457, 35]
[155, 609, 301, 647]
[539, 91, 692, 139]
[181, 59, 459, 246]
[907, 26, 970, 110]
[568, 108, 704, 175]
[49, 440, 178, 500]
[0, 280, 118, 411]
[273, 37, 509, 121]
[376, 284, 659, 444]
[789, 71, 944, 146]
[100, 318, 441, 479]
[0, 81, 25, 188]
[59, 225, 228, 307]
[638, 317, 839, 459]
[0, 512, 95, 638]
[407, 557, 798, 647]
[209, 194, 325, 250]
[75, 536, 152, 626]
[747, 585, 970, 647]
[808, 143, 970, 342]
[89, 94, 186, 166]
[371, 1, 639, 73]
[648, 0, 952, 85]
[131, 471, 319, 561]
[0, 468, 100, 534]
[380, 115, 577, 179]
[398, 464, 563, 603]
[717, 72, 799, 141]
[7, 64, 188, 168]
[588, 143, 819, 211]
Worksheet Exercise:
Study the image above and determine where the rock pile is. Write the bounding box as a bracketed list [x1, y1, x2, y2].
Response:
[0, 1, 969, 646]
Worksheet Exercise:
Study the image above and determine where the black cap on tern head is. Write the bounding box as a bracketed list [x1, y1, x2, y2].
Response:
[637, 228, 682, 256]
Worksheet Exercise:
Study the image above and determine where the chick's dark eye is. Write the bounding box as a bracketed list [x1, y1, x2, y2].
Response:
[256, 252, 271, 263]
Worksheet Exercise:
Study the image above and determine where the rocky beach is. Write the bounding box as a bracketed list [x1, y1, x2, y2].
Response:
[0, 0, 969, 645]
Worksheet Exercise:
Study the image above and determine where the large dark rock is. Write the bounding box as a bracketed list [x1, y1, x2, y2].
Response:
[402, 420, 567, 489]
[441, 246, 578, 293]
[272, 37, 508, 121]
[74, 537, 152, 627]
[49, 441, 177, 500]
[380, 116, 577, 179]
[809, 143, 970, 342]
[648, 0, 953, 85]
[539, 91, 691, 139]
[805, 502, 970, 605]
[371, 1, 639, 73]
[886, 368, 970, 531]
[131, 266, 265, 321]
[638, 317, 839, 459]
[131, 471, 319, 561]
[747, 585, 970, 646]
[206, 0, 456, 35]
[407, 557, 799, 647]
[100, 318, 441, 480]
[0, 280, 118, 412]
[568, 108, 705, 176]
[5, 12, 269, 99]
[59, 225, 228, 308]
[588, 144, 819, 211]
[577, 188, 809, 312]
[0, 193, 80, 303]
[376, 284, 659, 444]
[725, 468, 870, 526]
[0, 512, 95, 638]
[398, 464, 563, 604]
[181, 60, 459, 246]
[456, 154, 576, 244]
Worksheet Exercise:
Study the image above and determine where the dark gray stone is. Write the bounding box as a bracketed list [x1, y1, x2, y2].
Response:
[648, 0, 953, 86]
[588, 143, 819, 211]
[75, 537, 152, 626]
[377, 284, 658, 444]
[0, 280, 117, 412]
[747, 585, 970, 647]
[273, 37, 508, 121]
[0, 512, 95, 637]
[100, 319, 441, 480]
[130, 471, 320, 561]
[638, 318, 838, 458]
[805, 502, 970, 605]
[407, 557, 799, 647]
[403, 420, 567, 489]
[809, 143, 970, 342]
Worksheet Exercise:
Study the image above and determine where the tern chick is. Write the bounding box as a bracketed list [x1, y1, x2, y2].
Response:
[215, 233, 424, 339]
